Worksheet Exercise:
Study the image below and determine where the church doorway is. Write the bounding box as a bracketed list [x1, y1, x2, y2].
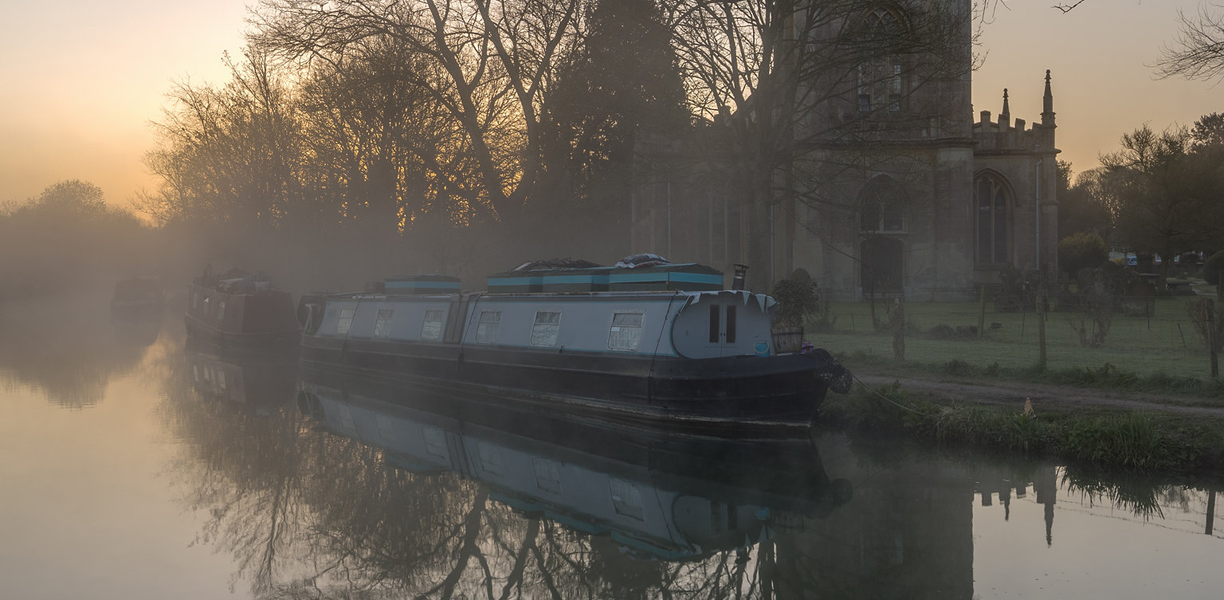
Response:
[860, 236, 904, 296]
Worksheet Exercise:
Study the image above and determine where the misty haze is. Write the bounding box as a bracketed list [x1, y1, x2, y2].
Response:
[3, 1, 1224, 598]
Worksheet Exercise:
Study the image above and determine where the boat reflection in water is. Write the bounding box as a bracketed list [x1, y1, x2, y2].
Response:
[184, 338, 299, 416]
[298, 366, 853, 562]
[110, 304, 164, 349]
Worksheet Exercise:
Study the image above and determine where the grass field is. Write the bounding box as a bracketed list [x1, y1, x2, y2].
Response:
[812, 297, 1219, 381]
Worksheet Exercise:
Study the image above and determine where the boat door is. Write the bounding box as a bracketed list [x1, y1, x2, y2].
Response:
[704, 301, 740, 357]
[443, 293, 475, 344]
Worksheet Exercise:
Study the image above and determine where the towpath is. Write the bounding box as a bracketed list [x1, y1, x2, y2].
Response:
[855, 372, 1224, 420]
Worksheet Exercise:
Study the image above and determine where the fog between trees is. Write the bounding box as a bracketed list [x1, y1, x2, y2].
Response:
[3, 1, 1223, 300]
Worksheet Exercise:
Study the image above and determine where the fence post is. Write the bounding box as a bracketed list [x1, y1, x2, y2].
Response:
[978, 285, 986, 340]
[1209, 299, 1219, 379]
[1207, 489, 1216, 536]
[889, 297, 906, 361]
[1037, 292, 1048, 371]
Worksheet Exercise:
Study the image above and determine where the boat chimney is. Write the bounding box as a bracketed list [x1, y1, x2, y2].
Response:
[731, 264, 749, 291]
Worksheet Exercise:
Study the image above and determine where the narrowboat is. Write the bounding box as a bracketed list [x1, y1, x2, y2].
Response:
[297, 370, 852, 560]
[298, 259, 851, 429]
[185, 267, 300, 349]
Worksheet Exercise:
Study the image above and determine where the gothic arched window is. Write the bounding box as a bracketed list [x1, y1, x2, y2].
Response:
[975, 174, 1011, 264]
[857, 8, 905, 114]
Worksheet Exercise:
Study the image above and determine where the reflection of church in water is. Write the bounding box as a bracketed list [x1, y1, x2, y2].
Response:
[782, 445, 1060, 600]
[631, 2, 1060, 300]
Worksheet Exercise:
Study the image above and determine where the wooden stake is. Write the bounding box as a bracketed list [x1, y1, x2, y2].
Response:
[978, 285, 986, 340]
[1209, 299, 1219, 379]
[1037, 293, 1047, 371]
[1207, 489, 1216, 536]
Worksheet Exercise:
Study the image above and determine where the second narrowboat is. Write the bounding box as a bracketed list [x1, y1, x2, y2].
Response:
[185, 267, 300, 349]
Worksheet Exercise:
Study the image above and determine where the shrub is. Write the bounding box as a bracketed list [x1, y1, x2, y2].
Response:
[1204, 250, 1224, 286]
[942, 359, 975, 376]
[770, 278, 818, 328]
[771, 276, 836, 331]
[995, 265, 1047, 312]
[1186, 298, 1224, 353]
[928, 324, 979, 340]
[1059, 232, 1108, 275]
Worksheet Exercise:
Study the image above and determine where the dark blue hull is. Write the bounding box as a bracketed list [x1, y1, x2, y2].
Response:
[300, 335, 848, 432]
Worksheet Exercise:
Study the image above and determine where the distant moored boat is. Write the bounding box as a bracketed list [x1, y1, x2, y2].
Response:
[185, 267, 300, 349]
[110, 276, 165, 317]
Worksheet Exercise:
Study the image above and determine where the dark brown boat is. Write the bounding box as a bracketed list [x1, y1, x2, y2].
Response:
[185, 267, 300, 349]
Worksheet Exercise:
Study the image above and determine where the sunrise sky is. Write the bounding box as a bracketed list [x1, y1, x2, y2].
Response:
[0, 0, 1219, 208]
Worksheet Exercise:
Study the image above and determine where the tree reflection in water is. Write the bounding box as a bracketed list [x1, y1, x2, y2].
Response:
[157, 344, 1224, 599]
[0, 294, 162, 408]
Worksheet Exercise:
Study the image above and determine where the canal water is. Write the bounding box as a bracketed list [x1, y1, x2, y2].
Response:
[2, 302, 1223, 599]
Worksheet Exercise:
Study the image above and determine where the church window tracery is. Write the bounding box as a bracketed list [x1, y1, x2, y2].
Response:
[975, 174, 1011, 264]
[857, 7, 905, 114]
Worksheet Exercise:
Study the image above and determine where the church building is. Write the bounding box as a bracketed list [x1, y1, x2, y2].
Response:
[630, 2, 1060, 301]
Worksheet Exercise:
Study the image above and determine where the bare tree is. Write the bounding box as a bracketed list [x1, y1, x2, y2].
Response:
[1100, 124, 1219, 287]
[1156, 3, 1224, 82]
[252, 0, 586, 226]
[142, 47, 304, 230]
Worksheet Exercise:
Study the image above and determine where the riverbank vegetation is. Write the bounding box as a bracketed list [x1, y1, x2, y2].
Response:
[820, 383, 1224, 475]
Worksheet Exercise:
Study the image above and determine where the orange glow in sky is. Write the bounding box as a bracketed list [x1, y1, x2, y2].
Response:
[0, 1, 1219, 207]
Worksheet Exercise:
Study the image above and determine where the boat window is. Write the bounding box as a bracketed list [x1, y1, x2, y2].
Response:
[337, 403, 355, 432]
[610, 478, 645, 521]
[376, 414, 396, 442]
[203, 296, 211, 316]
[477, 441, 504, 475]
[191, 292, 198, 310]
[421, 309, 446, 341]
[530, 311, 561, 347]
[192, 365, 199, 382]
[373, 309, 394, 337]
[476, 310, 501, 344]
[726, 305, 737, 343]
[217, 300, 226, 321]
[423, 426, 447, 458]
[709, 305, 720, 343]
[336, 307, 356, 336]
[217, 369, 226, 391]
[608, 312, 644, 352]
[533, 458, 564, 495]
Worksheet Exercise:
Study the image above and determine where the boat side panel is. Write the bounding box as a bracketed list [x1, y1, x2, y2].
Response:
[317, 296, 454, 342]
[460, 294, 683, 356]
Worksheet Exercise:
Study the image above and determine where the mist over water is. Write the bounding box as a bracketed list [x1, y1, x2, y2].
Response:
[4, 1, 1224, 596]
[2, 291, 1224, 598]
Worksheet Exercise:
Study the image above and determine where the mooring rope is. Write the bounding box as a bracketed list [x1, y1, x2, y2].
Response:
[849, 371, 932, 416]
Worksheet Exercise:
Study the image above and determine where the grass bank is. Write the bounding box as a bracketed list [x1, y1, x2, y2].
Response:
[840, 351, 1224, 401]
[815, 297, 1215, 377]
[819, 383, 1224, 475]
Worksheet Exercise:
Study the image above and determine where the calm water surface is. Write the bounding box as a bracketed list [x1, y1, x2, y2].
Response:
[2, 303, 1223, 599]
